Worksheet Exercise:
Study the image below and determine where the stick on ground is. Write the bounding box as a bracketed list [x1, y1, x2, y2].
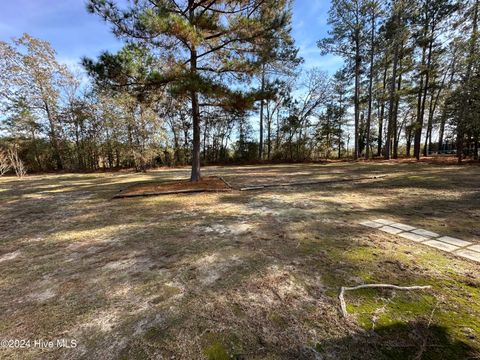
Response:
[239, 175, 386, 191]
[339, 284, 432, 317]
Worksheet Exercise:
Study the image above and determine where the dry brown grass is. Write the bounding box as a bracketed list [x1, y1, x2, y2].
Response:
[0, 162, 479, 359]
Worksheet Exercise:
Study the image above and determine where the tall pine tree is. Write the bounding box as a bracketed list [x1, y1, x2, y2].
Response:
[85, 0, 293, 180]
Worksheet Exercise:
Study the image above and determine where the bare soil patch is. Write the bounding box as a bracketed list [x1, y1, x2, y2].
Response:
[113, 175, 231, 198]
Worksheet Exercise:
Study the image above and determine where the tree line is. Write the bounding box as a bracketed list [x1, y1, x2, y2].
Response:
[0, 0, 478, 178]
[320, 0, 479, 162]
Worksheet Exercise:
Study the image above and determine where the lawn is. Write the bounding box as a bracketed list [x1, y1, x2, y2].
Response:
[0, 162, 479, 359]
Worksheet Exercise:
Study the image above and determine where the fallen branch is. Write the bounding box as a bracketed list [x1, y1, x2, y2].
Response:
[113, 188, 230, 198]
[240, 175, 386, 191]
[218, 176, 234, 189]
[339, 284, 432, 318]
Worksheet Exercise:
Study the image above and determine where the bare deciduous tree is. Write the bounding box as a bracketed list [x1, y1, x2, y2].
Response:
[7, 147, 26, 177]
[0, 150, 11, 176]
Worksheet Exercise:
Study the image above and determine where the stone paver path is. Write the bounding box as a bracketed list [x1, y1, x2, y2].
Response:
[359, 219, 480, 264]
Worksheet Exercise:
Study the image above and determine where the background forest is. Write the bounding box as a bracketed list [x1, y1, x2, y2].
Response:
[0, 0, 479, 176]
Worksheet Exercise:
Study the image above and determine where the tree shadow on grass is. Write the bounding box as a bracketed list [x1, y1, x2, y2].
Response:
[315, 321, 479, 360]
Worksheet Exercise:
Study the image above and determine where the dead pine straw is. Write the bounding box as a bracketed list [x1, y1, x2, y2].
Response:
[113, 175, 232, 198]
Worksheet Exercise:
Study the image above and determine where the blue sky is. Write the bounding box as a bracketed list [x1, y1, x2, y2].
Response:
[0, 0, 343, 75]
[292, 1, 343, 72]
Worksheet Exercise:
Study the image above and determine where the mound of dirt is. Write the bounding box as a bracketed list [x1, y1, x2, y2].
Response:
[113, 176, 231, 198]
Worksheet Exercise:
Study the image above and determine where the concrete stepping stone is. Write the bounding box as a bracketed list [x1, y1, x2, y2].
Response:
[373, 219, 395, 225]
[390, 223, 417, 232]
[359, 220, 383, 228]
[437, 236, 471, 247]
[467, 244, 480, 253]
[398, 232, 428, 242]
[361, 217, 480, 264]
[379, 225, 403, 235]
[412, 229, 439, 238]
[424, 240, 458, 252]
[455, 249, 480, 263]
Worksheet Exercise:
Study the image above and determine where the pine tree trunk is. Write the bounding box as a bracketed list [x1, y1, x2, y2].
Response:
[338, 129, 342, 159]
[458, 0, 479, 163]
[437, 58, 456, 153]
[393, 46, 403, 159]
[415, 19, 435, 160]
[474, 135, 479, 160]
[377, 62, 388, 157]
[276, 111, 280, 152]
[266, 100, 272, 160]
[414, 41, 427, 160]
[438, 110, 446, 153]
[420, 36, 434, 157]
[338, 94, 343, 159]
[190, 46, 201, 181]
[259, 64, 265, 160]
[115, 148, 120, 168]
[424, 91, 435, 156]
[406, 127, 412, 157]
[202, 118, 207, 161]
[354, 35, 361, 160]
[385, 12, 399, 160]
[173, 126, 181, 164]
[365, 10, 375, 160]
